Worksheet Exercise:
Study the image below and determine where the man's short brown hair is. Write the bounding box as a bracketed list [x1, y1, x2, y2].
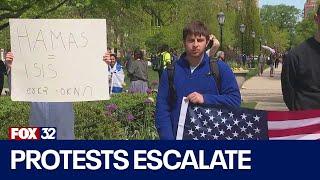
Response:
[183, 21, 210, 42]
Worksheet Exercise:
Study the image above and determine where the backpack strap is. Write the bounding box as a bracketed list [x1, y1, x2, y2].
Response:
[209, 58, 221, 94]
[167, 58, 221, 108]
[167, 64, 176, 109]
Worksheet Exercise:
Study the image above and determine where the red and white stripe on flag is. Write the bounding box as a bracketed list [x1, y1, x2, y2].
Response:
[267, 109, 320, 140]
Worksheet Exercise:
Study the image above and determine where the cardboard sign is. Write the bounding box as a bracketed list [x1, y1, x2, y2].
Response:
[9, 19, 109, 102]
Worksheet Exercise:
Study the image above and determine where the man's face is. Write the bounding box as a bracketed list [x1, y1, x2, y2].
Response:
[110, 56, 116, 67]
[220, 52, 225, 59]
[184, 34, 207, 58]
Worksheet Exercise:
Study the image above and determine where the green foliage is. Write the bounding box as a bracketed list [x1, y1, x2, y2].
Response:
[0, 93, 158, 140]
[3, 1, 310, 59]
[294, 16, 317, 46]
[0, 0, 267, 54]
[260, 5, 300, 30]
[241, 102, 257, 109]
[260, 4, 300, 49]
[245, 67, 259, 80]
[0, 89, 260, 140]
[104, 93, 158, 140]
[0, 97, 29, 139]
[73, 100, 125, 140]
[264, 25, 290, 52]
[145, 32, 165, 53]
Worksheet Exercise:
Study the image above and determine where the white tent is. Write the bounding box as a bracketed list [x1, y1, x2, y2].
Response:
[261, 45, 276, 54]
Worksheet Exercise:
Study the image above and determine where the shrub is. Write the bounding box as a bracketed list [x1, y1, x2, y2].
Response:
[103, 93, 158, 140]
[0, 93, 158, 140]
[0, 97, 29, 139]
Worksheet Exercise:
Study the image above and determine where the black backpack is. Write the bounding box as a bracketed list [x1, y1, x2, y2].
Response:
[151, 54, 165, 71]
[167, 58, 221, 107]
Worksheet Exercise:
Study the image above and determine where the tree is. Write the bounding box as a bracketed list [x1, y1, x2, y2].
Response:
[260, 4, 300, 48]
[0, 0, 71, 48]
[0, 0, 70, 30]
[294, 16, 317, 46]
[242, 0, 262, 56]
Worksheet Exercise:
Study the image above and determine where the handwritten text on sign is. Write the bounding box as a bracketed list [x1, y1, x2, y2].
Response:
[9, 19, 109, 102]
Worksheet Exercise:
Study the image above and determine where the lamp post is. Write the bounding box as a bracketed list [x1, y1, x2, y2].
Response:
[239, 24, 245, 55]
[226, 0, 231, 11]
[259, 37, 262, 52]
[251, 31, 256, 68]
[217, 12, 225, 50]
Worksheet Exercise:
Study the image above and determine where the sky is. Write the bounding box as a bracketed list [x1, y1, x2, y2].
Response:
[259, 0, 306, 10]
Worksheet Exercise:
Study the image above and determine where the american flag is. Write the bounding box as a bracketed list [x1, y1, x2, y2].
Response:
[176, 98, 320, 140]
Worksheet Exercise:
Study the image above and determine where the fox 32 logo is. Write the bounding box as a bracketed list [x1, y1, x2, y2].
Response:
[9, 127, 57, 140]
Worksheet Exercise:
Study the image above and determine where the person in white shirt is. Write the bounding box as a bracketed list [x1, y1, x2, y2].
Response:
[108, 54, 125, 93]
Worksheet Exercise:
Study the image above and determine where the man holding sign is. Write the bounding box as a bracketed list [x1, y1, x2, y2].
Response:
[6, 52, 74, 140]
[7, 19, 109, 139]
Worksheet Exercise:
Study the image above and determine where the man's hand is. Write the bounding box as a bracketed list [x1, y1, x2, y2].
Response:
[5, 52, 14, 69]
[207, 34, 220, 57]
[103, 51, 111, 65]
[211, 35, 220, 50]
[187, 92, 204, 104]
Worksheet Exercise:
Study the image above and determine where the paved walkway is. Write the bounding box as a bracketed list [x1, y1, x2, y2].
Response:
[241, 64, 288, 111]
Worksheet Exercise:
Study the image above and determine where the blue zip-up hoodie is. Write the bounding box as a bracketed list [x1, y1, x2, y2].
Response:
[155, 53, 241, 140]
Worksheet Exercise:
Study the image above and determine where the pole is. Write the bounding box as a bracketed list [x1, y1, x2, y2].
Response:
[259, 40, 262, 51]
[252, 39, 255, 68]
[220, 25, 223, 50]
[241, 33, 244, 55]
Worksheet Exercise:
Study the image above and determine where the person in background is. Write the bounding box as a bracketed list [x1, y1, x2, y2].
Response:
[258, 51, 266, 76]
[170, 48, 179, 65]
[242, 53, 247, 67]
[274, 52, 280, 69]
[158, 44, 171, 80]
[0, 48, 6, 95]
[281, 5, 320, 111]
[5, 52, 75, 140]
[269, 53, 275, 77]
[205, 34, 220, 58]
[127, 50, 148, 93]
[124, 48, 132, 69]
[216, 51, 225, 61]
[108, 54, 125, 93]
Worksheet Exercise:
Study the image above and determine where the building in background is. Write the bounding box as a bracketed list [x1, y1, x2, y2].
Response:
[304, 0, 317, 18]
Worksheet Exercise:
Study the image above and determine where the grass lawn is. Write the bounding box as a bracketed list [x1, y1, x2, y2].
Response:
[123, 67, 159, 90]
[241, 102, 257, 109]
[245, 68, 259, 80]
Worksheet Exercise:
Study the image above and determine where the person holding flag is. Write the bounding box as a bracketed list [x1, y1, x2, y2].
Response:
[155, 21, 241, 140]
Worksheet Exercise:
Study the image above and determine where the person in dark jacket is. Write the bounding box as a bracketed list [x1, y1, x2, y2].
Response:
[0, 48, 6, 95]
[281, 5, 320, 111]
[155, 21, 241, 140]
[127, 50, 148, 93]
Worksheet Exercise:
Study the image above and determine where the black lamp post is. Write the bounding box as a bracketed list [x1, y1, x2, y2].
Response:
[226, 0, 231, 11]
[251, 31, 256, 68]
[217, 12, 225, 50]
[239, 24, 245, 55]
[259, 37, 262, 52]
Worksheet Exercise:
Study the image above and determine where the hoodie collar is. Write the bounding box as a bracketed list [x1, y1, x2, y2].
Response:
[178, 52, 208, 68]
